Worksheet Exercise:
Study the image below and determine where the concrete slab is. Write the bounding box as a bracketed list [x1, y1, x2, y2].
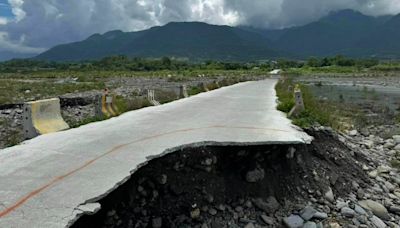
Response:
[0, 79, 312, 227]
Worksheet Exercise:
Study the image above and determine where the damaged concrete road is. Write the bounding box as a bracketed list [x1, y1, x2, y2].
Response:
[0, 79, 311, 228]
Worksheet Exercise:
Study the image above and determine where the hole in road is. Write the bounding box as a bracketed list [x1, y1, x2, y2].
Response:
[71, 130, 368, 228]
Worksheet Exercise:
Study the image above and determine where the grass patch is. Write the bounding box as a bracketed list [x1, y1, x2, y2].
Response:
[69, 116, 107, 128]
[114, 96, 152, 113]
[188, 86, 205, 96]
[275, 77, 364, 130]
[0, 79, 105, 105]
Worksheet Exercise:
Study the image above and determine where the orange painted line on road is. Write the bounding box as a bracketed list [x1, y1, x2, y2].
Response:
[0, 125, 289, 218]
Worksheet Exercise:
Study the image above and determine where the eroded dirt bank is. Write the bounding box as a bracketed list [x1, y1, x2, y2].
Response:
[71, 129, 369, 228]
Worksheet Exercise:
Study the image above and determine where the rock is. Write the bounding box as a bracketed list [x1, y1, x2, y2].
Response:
[253, 197, 280, 214]
[394, 191, 400, 198]
[190, 208, 201, 219]
[377, 165, 392, 174]
[341, 207, 356, 218]
[283, 215, 304, 228]
[336, 201, 348, 210]
[328, 222, 341, 228]
[208, 208, 217, 216]
[393, 135, 400, 144]
[235, 206, 243, 213]
[369, 215, 387, 228]
[369, 170, 378, 178]
[303, 221, 317, 228]
[158, 174, 167, 185]
[152, 217, 162, 228]
[313, 212, 328, 219]
[354, 205, 367, 215]
[359, 200, 390, 220]
[395, 144, 400, 151]
[260, 214, 274, 225]
[357, 189, 365, 199]
[324, 187, 335, 203]
[245, 167, 265, 182]
[300, 206, 317, 221]
[384, 182, 396, 192]
[388, 206, 400, 214]
[392, 176, 400, 185]
[364, 140, 374, 148]
[244, 223, 255, 228]
[217, 204, 226, 211]
[107, 210, 116, 217]
[384, 142, 395, 149]
[349, 130, 358, 136]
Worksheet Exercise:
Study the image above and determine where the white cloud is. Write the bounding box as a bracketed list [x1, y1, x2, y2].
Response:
[8, 0, 26, 21]
[0, 31, 45, 53]
[0, 17, 7, 25]
[0, 0, 399, 59]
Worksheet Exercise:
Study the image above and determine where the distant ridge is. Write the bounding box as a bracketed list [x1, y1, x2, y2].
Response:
[36, 22, 279, 61]
[36, 10, 400, 61]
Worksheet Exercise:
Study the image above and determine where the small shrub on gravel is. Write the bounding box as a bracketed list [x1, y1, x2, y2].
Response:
[188, 86, 204, 96]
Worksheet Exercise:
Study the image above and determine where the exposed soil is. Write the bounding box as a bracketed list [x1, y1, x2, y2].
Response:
[71, 129, 369, 228]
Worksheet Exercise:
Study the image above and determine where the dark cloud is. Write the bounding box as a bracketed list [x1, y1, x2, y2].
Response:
[0, 0, 399, 60]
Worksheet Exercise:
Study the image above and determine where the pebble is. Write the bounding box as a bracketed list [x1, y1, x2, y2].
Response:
[358, 200, 389, 220]
[313, 211, 328, 219]
[369, 170, 378, 178]
[152, 217, 162, 228]
[369, 215, 387, 228]
[336, 201, 348, 210]
[208, 208, 217, 216]
[253, 197, 280, 214]
[244, 223, 255, 228]
[245, 167, 265, 182]
[190, 208, 201, 219]
[341, 207, 356, 218]
[283, 215, 304, 228]
[324, 187, 335, 203]
[384, 182, 395, 192]
[260, 214, 274, 225]
[300, 206, 317, 221]
[354, 205, 367, 215]
[303, 221, 317, 228]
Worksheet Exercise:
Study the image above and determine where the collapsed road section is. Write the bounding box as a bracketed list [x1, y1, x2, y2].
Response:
[71, 129, 369, 228]
[0, 79, 312, 228]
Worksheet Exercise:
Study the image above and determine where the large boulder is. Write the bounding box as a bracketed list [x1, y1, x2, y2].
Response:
[359, 200, 390, 220]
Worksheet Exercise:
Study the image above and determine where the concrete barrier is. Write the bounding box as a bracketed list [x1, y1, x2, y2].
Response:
[288, 85, 305, 117]
[95, 94, 119, 118]
[180, 85, 188, 98]
[23, 98, 69, 139]
[147, 89, 160, 106]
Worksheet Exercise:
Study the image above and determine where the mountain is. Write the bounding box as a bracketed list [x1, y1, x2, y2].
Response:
[268, 10, 393, 57]
[36, 22, 279, 61]
[350, 14, 400, 58]
[35, 10, 400, 61]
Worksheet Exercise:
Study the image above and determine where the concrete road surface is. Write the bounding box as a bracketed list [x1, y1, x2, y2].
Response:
[0, 79, 312, 227]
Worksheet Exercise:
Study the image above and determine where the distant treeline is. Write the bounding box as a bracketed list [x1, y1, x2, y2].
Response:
[0, 56, 270, 73]
[0, 55, 398, 73]
[276, 55, 381, 69]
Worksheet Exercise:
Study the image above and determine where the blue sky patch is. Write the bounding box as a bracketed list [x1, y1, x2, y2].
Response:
[0, 0, 14, 19]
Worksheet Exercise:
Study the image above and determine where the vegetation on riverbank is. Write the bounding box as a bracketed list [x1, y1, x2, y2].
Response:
[275, 77, 367, 130]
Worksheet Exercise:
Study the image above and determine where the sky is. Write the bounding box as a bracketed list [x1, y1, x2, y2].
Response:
[0, 0, 400, 60]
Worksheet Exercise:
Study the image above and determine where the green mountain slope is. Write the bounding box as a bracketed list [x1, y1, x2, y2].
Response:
[272, 10, 391, 57]
[36, 22, 279, 61]
[35, 10, 400, 61]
